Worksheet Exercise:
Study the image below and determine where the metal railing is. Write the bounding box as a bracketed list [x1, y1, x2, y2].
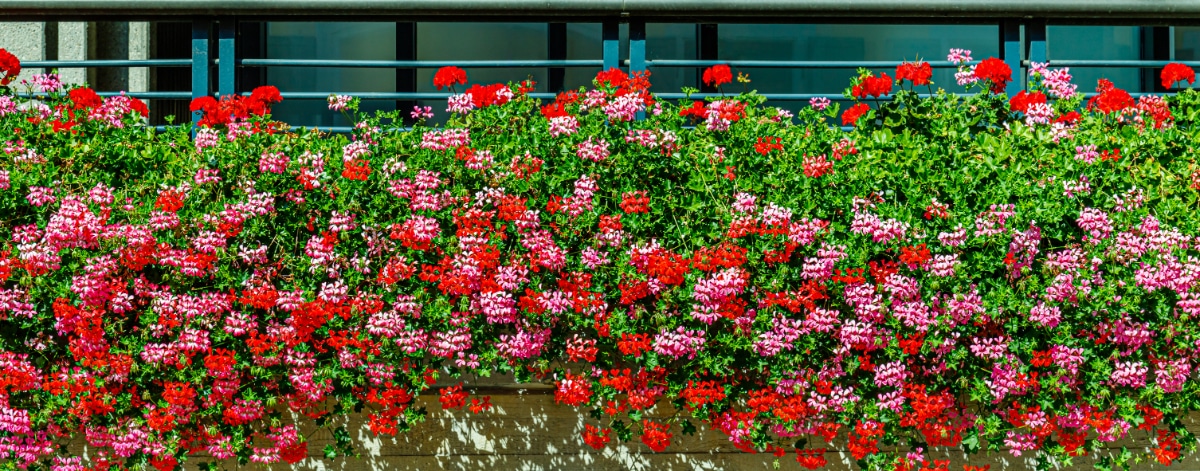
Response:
[0, 0, 1195, 130]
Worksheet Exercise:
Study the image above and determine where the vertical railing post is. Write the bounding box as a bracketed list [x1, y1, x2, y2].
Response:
[1025, 19, 1047, 90]
[603, 21, 620, 71]
[629, 20, 646, 75]
[1001, 20, 1023, 96]
[191, 20, 211, 126]
[548, 23, 567, 93]
[218, 19, 236, 98]
[629, 20, 646, 120]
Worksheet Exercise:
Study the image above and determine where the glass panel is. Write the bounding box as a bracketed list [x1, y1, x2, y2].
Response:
[1047, 26, 1140, 92]
[717, 24, 998, 102]
[1175, 26, 1200, 61]
[266, 22, 396, 127]
[564, 23, 604, 92]
[416, 22, 548, 92]
[646, 23, 697, 94]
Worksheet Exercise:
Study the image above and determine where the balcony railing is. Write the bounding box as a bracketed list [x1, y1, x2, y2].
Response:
[2, 0, 1198, 131]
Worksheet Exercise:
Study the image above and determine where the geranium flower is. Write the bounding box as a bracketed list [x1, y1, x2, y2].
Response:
[896, 61, 932, 86]
[973, 57, 1012, 93]
[1161, 62, 1195, 89]
[1086, 79, 1133, 114]
[842, 102, 870, 126]
[852, 72, 893, 99]
[702, 64, 733, 87]
[433, 66, 467, 90]
[0, 47, 20, 85]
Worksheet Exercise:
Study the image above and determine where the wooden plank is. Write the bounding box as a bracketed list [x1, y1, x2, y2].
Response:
[60, 390, 1200, 470]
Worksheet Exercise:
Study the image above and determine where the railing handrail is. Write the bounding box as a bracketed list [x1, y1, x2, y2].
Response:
[5, 0, 1200, 20]
[236, 59, 605, 68]
[1, 5, 1191, 129]
[22, 59, 192, 68]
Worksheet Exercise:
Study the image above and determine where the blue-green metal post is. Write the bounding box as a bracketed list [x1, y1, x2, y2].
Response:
[630, 20, 646, 75]
[218, 20, 236, 98]
[603, 21, 619, 71]
[191, 20, 211, 125]
[1026, 20, 1047, 90]
[1001, 20, 1022, 96]
[629, 20, 646, 119]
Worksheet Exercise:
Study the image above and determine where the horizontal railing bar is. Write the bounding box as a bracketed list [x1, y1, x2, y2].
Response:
[22, 59, 193, 67]
[639, 60, 972, 68]
[658, 93, 857, 100]
[98, 91, 192, 98]
[665, 91, 1182, 100]
[266, 92, 559, 99]
[7, 0, 1200, 20]
[1040, 60, 1200, 67]
[28, 91, 193, 99]
[238, 59, 605, 68]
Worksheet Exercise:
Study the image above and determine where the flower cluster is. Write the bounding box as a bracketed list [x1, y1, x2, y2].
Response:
[1, 47, 1200, 471]
[189, 85, 283, 128]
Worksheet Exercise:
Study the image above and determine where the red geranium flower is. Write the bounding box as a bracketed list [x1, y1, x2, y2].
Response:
[852, 72, 893, 99]
[842, 103, 870, 126]
[189, 96, 217, 114]
[465, 83, 511, 108]
[1008, 90, 1047, 114]
[129, 97, 149, 117]
[1054, 110, 1081, 124]
[620, 190, 650, 214]
[250, 85, 282, 105]
[582, 424, 611, 450]
[0, 48, 19, 86]
[896, 61, 932, 86]
[433, 66, 467, 90]
[1087, 79, 1133, 114]
[68, 87, 103, 110]
[973, 57, 1012, 94]
[754, 136, 783, 156]
[641, 420, 672, 452]
[702, 64, 733, 87]
[280, 441, 308, 464]
[1161, 63, 1195, 89]
[595, 68, 629, 88]
[679, 100, 707, 119]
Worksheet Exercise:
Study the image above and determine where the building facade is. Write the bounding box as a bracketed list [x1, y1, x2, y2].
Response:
[1, 18, 1196, 128]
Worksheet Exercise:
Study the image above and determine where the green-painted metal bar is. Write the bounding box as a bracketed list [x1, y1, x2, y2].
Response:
[629, 19, 646, 120]
[97, 91, 192, 98]
[23, 59, 192, 67]
[238, 58, 606, 68]
[12, 0, 1200, 20]
[1043, 60, 1200, 67]
[191, 20, 211, 125]
[602, 21, 619, 71]
[629, 20, 646, 75]
[635, 59, 975, 68]
[263, 92, 560, 99]
[30, 91, 195, 99]
[1001, 20, 1022, 95]
[1025, 20, 1046, 91]
[656, 93, 913, 100]
[218, 20, 237, 97]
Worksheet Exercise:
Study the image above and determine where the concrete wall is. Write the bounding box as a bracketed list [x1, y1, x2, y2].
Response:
[0, 21, 148, 90]
[159, 389, 1200, 471]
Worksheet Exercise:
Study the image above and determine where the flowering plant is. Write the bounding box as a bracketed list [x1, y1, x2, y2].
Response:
[3, 48, 1200, 471]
